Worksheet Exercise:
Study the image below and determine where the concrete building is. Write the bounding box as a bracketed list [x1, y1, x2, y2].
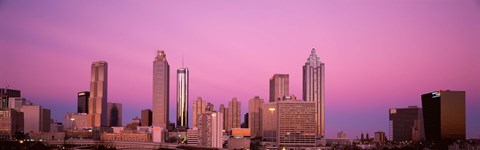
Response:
[77, 91, 89, 113]
[219, 104, 226, 130]
[226, 97, 241, 132]
[176, 67, 189, 129]
[262, 103, 277, 142]
[107, 102, 122, 127]
[187, 127, 199, 145]
[0, 108, 23, 141]
[422, 90, 466, 141]
[192, 97, 206, 128]
[8, 97, 25, 110]
[152, 50, 170, 129]
[389, 106, 424, 141]
[0, 88, 21, 109]
[228, 128, 251, 150]
[248, 96, 264, 138]
[277, 100, 316, 147]
[63, 112, 90, 130]
[21, 105, 50, 133]
[141, 109, 152, 126]
[101, 132, 152, 142]
[337, 131, 346, 139]
[269, 74, 289, 102]
[206, 102, 214, 112]
[303, 48, 325, 138]
[88, 61, 108, 127]
[197, 111, 223, 148]
[374, 131, 386, 144]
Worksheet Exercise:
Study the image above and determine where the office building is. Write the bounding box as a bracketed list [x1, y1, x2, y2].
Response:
[187, 127, 199, 145]
[193, 97, 206, 128]
[228, 128, 251, 150]
[21, 105, 50, 133]
[141, 109, 152, 126]
[88, 61, 108, 127]
[77, 91, 89, 113]
[277, 100, 316, 147]
[262, 103, 277, 142]
[219, 104, 226, 130]
[226, 97, 241, 132]
[302, 48, 325, 137]
[197, 111, 223, 148]
[8, 97, 25, 110]
[337, 131, 346, 139]
[176, 67, 189, 129]
[248, 96, 264, 138]
[422, 90, 466, 141]
[153, 50, 170, 129]
[63, 112, 89, 130]
[107, 102, 122, 127]
[374, 131, 386, 144]
[269, 74, 289, 102]
[241, 113, 248, 128]
[389, 106, 424, 141]
[0, 108, 23, 141]
[0, 88, 21, 109]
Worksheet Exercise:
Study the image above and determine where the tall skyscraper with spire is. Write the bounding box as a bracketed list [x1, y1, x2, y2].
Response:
[302, 48, 325, 138]
[153, 50, 170, 129]
[88, 61, 108, 127]
[176, 66, 189, 129]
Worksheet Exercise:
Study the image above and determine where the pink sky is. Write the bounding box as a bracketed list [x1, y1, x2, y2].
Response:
[1, 0, 479, 138]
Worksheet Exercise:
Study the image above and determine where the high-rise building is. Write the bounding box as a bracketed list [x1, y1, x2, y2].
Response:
[176, 67, 189, 129]
[206, 102, 214, 112]
[248, 96, 264, 138]
[187, 127, 199, 145]
[88, 61, 108, 127]
[262, 103, 277, 142]
[422, 90, 466, 141]
[8, 97, 25, 110]
[21, 105, 50, 132]
[389, 106, 424, 141]
[277, 100, 316, 147]
[0, 88, 21, 109]
[302, 48, 325, 137]
[241, 113, 248, 128]
[269, 74, 289, 102]
[107, 102, 122, 127]
[0, 108, 24, 141]
[141, 109, 152, 126]
[153, 50, 170, 129]
[77, 91, 89, 113]
[197, 111, 223, 148]
[374, 131, 386, 144]
[193, 97, 206, 128]
[219, 104, 227, 130]
[226, 97, 241, 132]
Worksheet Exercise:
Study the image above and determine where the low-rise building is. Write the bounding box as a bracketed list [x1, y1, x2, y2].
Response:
[0, 108, 24, 141]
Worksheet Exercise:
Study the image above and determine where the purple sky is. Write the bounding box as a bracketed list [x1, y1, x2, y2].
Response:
[1, 0, 479, 139]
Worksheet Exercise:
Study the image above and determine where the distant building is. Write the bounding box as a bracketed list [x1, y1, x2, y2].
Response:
[389, 106, 424, 141]
[192, 97, 206, 128]
[248, 96, 264, 138]
[8, 97, 25, 110]
[107, 102, 122, 127]
[50, 121, 63, 132]
[226, 97, 241, 132]
[206, 102, 214, 112]
[88, 61, 108, 127]
[101, 132, 152, 142]
[241, 113, 248, 128]
[269, 74, 289, 102]
[422, 90, 466, 141]
[152, 50, 170, 129]
[125, 117, 141, 130]
[187, 127, 199, 145]
[0, 108, 23, 141]
[303, 48, 325, 137]
[0, 88, 21, 109]
[219, 104, 227, 130]
[276, 100, 316, 147]
[197, 111, 223, 148]
[63, 112, 89, 130]
[176, 67, 189, 129]
[77, 91, 89, 113]
[141, 109, 152, 126]
[374, 131, 386, 144]
[21, 105, 50, 133]
[262, 103, 277, 142]
[228, 128, 251, 150]
[337, 131, 347, 139]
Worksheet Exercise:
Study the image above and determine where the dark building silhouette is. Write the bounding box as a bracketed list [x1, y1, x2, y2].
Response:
[389, 106, 424, 141]
[241, 113, 248, 128]
[77, 91, 90, 113]
[0, 88, 21, 108]
[422, 90, 465, 141]
[141, 109, 152, 126]
[107, 103, 122, 127]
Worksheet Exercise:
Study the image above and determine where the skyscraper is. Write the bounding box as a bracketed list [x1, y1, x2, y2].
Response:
[193, 97, 206, 128]
[302, 48, 325, 137]
[141, 109, 152, 126]
[77, 91, 89, 113]
[422, 90, 466, 141]
[389, 106, 424, 141]
[219, 104, 227, 130]
[88, 61, 108, 127]
[226, 97, 241, 132]
[248, 96, 264, 138]
[176, 67, 189, 129]
[197, 111, 223, 148]
[277, 100, 316, 147]
[153, 50, 170, 129]
[269, 74, 289, 102]
[107, 102, 122, 127]
[262, 103, 277, 142]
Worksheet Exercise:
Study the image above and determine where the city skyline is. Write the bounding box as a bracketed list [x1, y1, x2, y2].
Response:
[1, 1, 479, 139]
